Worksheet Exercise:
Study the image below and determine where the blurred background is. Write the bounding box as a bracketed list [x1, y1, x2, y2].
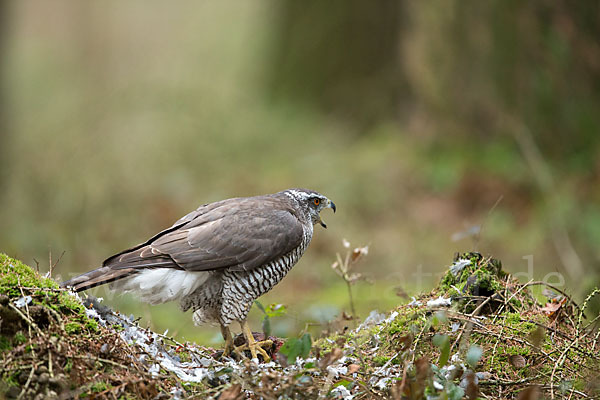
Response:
[1, 1, 599, 344]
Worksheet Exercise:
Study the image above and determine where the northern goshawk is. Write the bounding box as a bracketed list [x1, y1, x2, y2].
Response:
[61, 188, 335, 361]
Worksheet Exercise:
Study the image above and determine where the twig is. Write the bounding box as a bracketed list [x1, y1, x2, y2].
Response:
[70, 355, 156, 378]
[48, 350, 53, 378]
[522, 281, 583, 315]
[478, 376, 541, 386]
[16, 364, 36, 400]
[45, 305, 65, 332]
[0, 364, 35, 372]
[490, 275, 511, 366]
[17, 286, 70, 292]
[451, 292, 501, 352]
[8, 303, 44, 336]
[48, 249, 65, 279]
[410, 321, 428, 363]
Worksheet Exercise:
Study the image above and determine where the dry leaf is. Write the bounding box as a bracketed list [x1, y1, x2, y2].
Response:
[413, 357, 430, 399]
[540, 297, 567, 318]
[397, 334, 413, 351]
[319, 347, 344, 369]
[219, 384, 243, 400]
[415, 357, 430, 383]
[464, 371, 479, 400]
[509, 354, 526, 368]
[528, 326, 546, 348]
[390, 379, 405, 400]
[517, 385, 540, 400]
[347, 364, 360, 374]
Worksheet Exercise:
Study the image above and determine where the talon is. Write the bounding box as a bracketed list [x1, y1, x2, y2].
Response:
[239, 320, 273, 362]
[235, 339, 273, 362]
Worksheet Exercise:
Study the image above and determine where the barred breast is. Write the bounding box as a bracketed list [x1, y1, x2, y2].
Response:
[218, 225, 313, 326]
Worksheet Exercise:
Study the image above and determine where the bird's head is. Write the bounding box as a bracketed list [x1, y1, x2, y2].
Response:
[284, 188, 336, 228]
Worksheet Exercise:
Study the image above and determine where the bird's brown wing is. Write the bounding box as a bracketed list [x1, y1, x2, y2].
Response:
[105, 198, 304, 272]
[61, 196, 304, 291]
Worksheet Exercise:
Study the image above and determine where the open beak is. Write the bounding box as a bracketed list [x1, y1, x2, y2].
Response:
[328, 200, 336, 213]
[318, 199, 336, 228]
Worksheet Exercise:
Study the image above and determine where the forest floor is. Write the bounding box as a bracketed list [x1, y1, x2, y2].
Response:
[0, 252, 599, 400]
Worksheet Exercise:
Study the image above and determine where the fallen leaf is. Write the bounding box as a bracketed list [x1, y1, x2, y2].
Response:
[390, 380, 405, 400]
[414, 357, 430, 399]
[319, 348, 344, 369]
[219, 384, 243, 400]
[528, 326, 546, 348]
[517, 385, 540, 400]
[397, 334, 412, 351]
[464, 371, 479, 400]
[415, 357, 430, 383]
[540, 297, 567, 318]
[347, 364, 360, 374]
[509, 354, 526, 368]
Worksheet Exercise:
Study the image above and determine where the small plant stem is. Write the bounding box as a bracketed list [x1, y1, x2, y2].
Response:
[346, 280, 356, 322]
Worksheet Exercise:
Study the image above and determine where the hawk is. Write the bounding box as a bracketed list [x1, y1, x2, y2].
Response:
[61, 188, 336, 361]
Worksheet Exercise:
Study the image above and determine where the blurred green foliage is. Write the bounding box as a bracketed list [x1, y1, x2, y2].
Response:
[1, 1, 599, 342]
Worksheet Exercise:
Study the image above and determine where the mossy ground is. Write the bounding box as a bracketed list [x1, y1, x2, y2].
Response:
[0, 254, 178, 399]
[1, 252, 599, 399]
[310, 252, 600, 398]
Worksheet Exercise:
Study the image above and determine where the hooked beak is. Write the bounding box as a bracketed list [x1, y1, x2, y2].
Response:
[328, 200, 336, 213]
[318, 199, 336, 228]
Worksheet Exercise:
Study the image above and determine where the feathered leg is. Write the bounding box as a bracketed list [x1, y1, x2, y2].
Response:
[220, 324, 234, 357]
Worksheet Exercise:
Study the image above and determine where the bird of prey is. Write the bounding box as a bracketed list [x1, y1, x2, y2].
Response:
[61, 188, 336, 361]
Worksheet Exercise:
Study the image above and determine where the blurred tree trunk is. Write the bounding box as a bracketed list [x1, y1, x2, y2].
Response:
[403, 1, 600, 163]
[266, 0, 410, 129]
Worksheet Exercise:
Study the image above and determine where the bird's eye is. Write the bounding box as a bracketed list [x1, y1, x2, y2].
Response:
[313, 198, 320, 206]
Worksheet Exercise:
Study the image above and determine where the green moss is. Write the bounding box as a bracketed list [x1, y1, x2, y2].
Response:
[373, 355, 389, 366]
[54, 292, 88, 317]
[503, 313, 536, 333]
[13, 332, 27, 345]
[313, 333, 345, 353]
[440, 252, 506, 295]
[0, 336, 11, 352]
[85, 319, 99, 332]
[1, 373, 20, 389]
[0, 254, 103, 341]
[64, 358, 73, 373]
[0, 253, 57, 295]
[385, 309, 426, 336]
[90, 381, 110, 393]
[65, 321, 82, 335]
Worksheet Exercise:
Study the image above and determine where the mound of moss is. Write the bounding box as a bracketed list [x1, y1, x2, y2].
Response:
[311, 252, 599, 399]
[0, 254, 175, 399]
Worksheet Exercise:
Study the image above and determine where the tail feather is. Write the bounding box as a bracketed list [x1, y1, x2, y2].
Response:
[60, 266, 138, 292]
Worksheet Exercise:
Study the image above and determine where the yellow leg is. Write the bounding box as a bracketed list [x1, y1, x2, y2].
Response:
[235, 320, 273, 362]
[220, 324, 234, 357]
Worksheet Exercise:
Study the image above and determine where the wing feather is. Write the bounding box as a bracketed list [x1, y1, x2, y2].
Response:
[103, 195, 304, 272]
